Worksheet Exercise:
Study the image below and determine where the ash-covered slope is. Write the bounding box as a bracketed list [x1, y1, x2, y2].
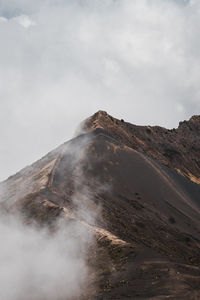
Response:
[0, 112, 200, 299]
[84, 111, 200, 184]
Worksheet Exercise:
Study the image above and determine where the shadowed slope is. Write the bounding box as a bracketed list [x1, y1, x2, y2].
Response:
[0, 113, 200, 299]
[84, 111, 200, 184]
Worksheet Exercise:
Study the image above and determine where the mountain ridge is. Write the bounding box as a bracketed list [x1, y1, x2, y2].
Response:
[0, 111, 200, 299]
[83, 110, 200, 184]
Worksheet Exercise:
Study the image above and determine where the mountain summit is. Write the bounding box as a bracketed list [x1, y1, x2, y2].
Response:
[0, 112, 200, 299]
[84, 110, 200, 184]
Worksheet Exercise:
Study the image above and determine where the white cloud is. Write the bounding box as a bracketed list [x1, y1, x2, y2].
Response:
[14, 15, 35, 28]
[0, 16, 7, 22]
[0, 0, 200, 180]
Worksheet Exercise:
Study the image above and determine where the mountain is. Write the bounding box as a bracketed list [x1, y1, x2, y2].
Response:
[0, 111, 200, 299]
[84, 111, 200, 184]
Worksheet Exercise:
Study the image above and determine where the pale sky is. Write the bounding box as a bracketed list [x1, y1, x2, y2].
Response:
[0, 0, 200, 181]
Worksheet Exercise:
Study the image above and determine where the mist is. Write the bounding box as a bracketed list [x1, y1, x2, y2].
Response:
[0, 214, 91, 300]
[0, 133, 103, 300]
[0, 0, 200, 178]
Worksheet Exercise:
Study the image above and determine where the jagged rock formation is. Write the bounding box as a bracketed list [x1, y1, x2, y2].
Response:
[0, 111, 200, 299]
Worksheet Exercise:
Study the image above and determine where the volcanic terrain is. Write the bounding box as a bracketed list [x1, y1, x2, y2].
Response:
[0, 111, 200, 300]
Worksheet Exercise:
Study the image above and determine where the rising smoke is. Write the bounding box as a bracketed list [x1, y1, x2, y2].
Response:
[0, 215, 90, 300]
[0, 132, 101, 300]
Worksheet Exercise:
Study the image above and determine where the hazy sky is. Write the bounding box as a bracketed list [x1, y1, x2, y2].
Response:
[0, 0, 200, 181]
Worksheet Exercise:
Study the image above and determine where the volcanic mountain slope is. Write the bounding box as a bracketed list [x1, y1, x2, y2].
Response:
[84, 111, 200, 184]
[0, 111, 200, 299]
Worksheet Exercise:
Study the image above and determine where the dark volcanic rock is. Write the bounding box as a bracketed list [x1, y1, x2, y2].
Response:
[0, 111, 200, 299]
[84, 110, 200, 184]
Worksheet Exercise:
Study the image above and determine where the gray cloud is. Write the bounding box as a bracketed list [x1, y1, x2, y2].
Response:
[0, 0, 200, 180]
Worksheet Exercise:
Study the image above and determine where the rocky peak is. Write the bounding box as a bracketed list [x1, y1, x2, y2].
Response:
[83, 110, 117, 132]
[178, 115, 200, 134]
[83, 111, 200, 184]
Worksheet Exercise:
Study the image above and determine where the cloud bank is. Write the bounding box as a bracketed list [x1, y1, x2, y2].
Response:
[0, 0, 200, 180]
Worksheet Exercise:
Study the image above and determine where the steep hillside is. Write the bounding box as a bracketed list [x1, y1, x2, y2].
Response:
[0, 112, 200, 299]
[84, 111, 200, 184]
